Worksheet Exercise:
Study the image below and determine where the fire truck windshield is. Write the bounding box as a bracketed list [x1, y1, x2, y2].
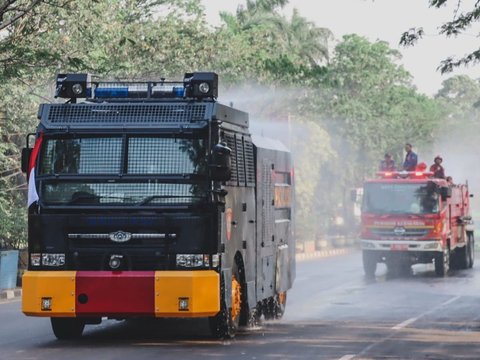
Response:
[38, 135, 208, 205]
[363, 182, 439, 215]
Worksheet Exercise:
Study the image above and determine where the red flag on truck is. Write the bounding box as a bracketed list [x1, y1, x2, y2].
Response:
[27, 132, 44, 207]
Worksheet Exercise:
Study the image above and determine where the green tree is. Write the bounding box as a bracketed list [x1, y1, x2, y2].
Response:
[400, 0, 480, 72]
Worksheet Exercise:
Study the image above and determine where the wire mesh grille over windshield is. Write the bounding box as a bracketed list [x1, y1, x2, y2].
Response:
[44, 103, 207, 126]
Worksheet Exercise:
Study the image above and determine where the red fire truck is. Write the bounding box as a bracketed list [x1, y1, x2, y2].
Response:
[360, 171, 474, 277]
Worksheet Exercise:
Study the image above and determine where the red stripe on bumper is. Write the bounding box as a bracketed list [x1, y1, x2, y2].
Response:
[76, 271, 154, 316]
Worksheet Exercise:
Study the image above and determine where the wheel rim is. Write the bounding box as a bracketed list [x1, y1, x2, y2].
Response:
[231, 275, 241, 321]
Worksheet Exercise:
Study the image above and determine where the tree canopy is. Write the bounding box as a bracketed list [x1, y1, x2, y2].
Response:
[0, 0, 471, 247]
[400, 0, 480, 73]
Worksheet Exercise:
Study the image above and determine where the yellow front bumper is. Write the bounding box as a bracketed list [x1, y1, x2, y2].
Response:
[22, 270, 220, 318]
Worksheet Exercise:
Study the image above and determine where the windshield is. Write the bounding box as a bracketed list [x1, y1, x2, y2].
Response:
[362, 182, 439, 215]
[38, 136, 208, 205]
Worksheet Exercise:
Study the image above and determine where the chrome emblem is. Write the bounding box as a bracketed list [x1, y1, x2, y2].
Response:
[109, 231, 132, 243]
[393, 227, 406, 236]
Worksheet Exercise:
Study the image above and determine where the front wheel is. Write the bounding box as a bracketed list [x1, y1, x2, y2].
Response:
[362, 251, 377, 278]
[209, 268, 242, 339]
[435, 246, 450, 276]
[50, 318, 85, 340]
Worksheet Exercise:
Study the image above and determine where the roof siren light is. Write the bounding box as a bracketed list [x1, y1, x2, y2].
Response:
[184, 72, 218, 99]
[55, 73, 91, 99]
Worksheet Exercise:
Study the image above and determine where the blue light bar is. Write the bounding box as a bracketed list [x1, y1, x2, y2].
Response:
[92, 84, 186, 99]
[173, 86, 185, 97]
[95, 87, 129, 98]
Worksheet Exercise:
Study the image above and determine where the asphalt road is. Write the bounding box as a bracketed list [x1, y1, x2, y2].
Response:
[2, 250, 480, 360]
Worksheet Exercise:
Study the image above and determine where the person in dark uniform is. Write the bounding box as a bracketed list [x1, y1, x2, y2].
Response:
[403, 143, 418, 171]
[379, 153, 395, 171]
[429, 155, 445, 179]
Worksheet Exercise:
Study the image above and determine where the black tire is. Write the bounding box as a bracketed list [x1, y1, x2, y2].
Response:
[262, 293, 286, 320]
[209, 266, 241, 339]
[50, 318, 85, 340]
[362, 251, 377, 278]
[451, 233, 474, 270]
[273, 292, 287, 319]
[262, 297, 275, 320]
[435, 246, 450, 276]
[455, 234, 471, 270]
[468, 233, 475, 268]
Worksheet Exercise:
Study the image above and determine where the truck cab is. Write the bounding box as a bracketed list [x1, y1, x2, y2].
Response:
[21, 73, 295, 339]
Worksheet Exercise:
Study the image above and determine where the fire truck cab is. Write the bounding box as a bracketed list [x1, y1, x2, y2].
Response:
[360, 170, 474, 277]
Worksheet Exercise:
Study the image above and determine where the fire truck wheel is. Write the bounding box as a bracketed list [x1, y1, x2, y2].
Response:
[455, 234, 471, 270]
[50, 318, 85, 340]
[362, 251, 377, 278]
[467, 233, 475, 268]
[435, 246, 450, 276]
[209, 267, 242, 339]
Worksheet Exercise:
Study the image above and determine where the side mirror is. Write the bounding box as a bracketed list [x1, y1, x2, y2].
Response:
[440, 186, 452, 201]
[210, 142, 231, 181]
[21, 148, 32, 173]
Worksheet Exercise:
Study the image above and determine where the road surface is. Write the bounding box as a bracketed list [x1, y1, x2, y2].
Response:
[2, 250, 480, 359]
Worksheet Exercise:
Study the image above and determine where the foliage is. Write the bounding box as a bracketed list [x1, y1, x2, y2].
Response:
[0, 0, 458, 247]
[433, 75, 480, 155]
[400, 0, 480, 73]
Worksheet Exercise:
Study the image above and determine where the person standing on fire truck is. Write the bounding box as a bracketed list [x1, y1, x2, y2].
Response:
[403, 143, 418, 171]
[429, 155, 445, 179]
[379, 153, 395, 171]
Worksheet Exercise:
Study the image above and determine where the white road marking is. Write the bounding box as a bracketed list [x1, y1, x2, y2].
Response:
[341, 294, 463, 359]
[338, 355, 356, 360]
[391, 295, 460, 330]
[391, 316, 420, 330]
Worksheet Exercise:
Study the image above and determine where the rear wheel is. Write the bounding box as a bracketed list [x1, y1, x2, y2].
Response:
[262, 297, 275, 320]
[50, 318, 85, 340]
[455, 233, 472, 270]
[274, 291, 287, 319]
[262, 291, 287, 320]
[435, 245, 450, 276]
[468, 233, 475, 268]
[362, 251, 377, 278]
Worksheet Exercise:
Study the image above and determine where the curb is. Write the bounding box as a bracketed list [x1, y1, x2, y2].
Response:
[295, 247, 356, 262]
[0, 288, 21, 300]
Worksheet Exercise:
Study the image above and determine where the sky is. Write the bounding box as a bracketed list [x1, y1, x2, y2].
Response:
[201, 0, 480, 96]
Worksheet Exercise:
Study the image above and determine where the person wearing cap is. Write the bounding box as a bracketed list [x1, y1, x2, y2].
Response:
[403, 143, 418, 171]
[430, 155, 445, 179]
[379, 153, 395, 171]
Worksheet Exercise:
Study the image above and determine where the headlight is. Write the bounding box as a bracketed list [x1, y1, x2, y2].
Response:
[176, 254, 207, 268]
[30, 253, 41, 266]
[198, 82, 210, 94]
[362, 241, 376, 249]
[212, 254, 220, 268]
[424, 241, 440, 250]
[72, 83, 83, 95]
[41, 253, 65, 266]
